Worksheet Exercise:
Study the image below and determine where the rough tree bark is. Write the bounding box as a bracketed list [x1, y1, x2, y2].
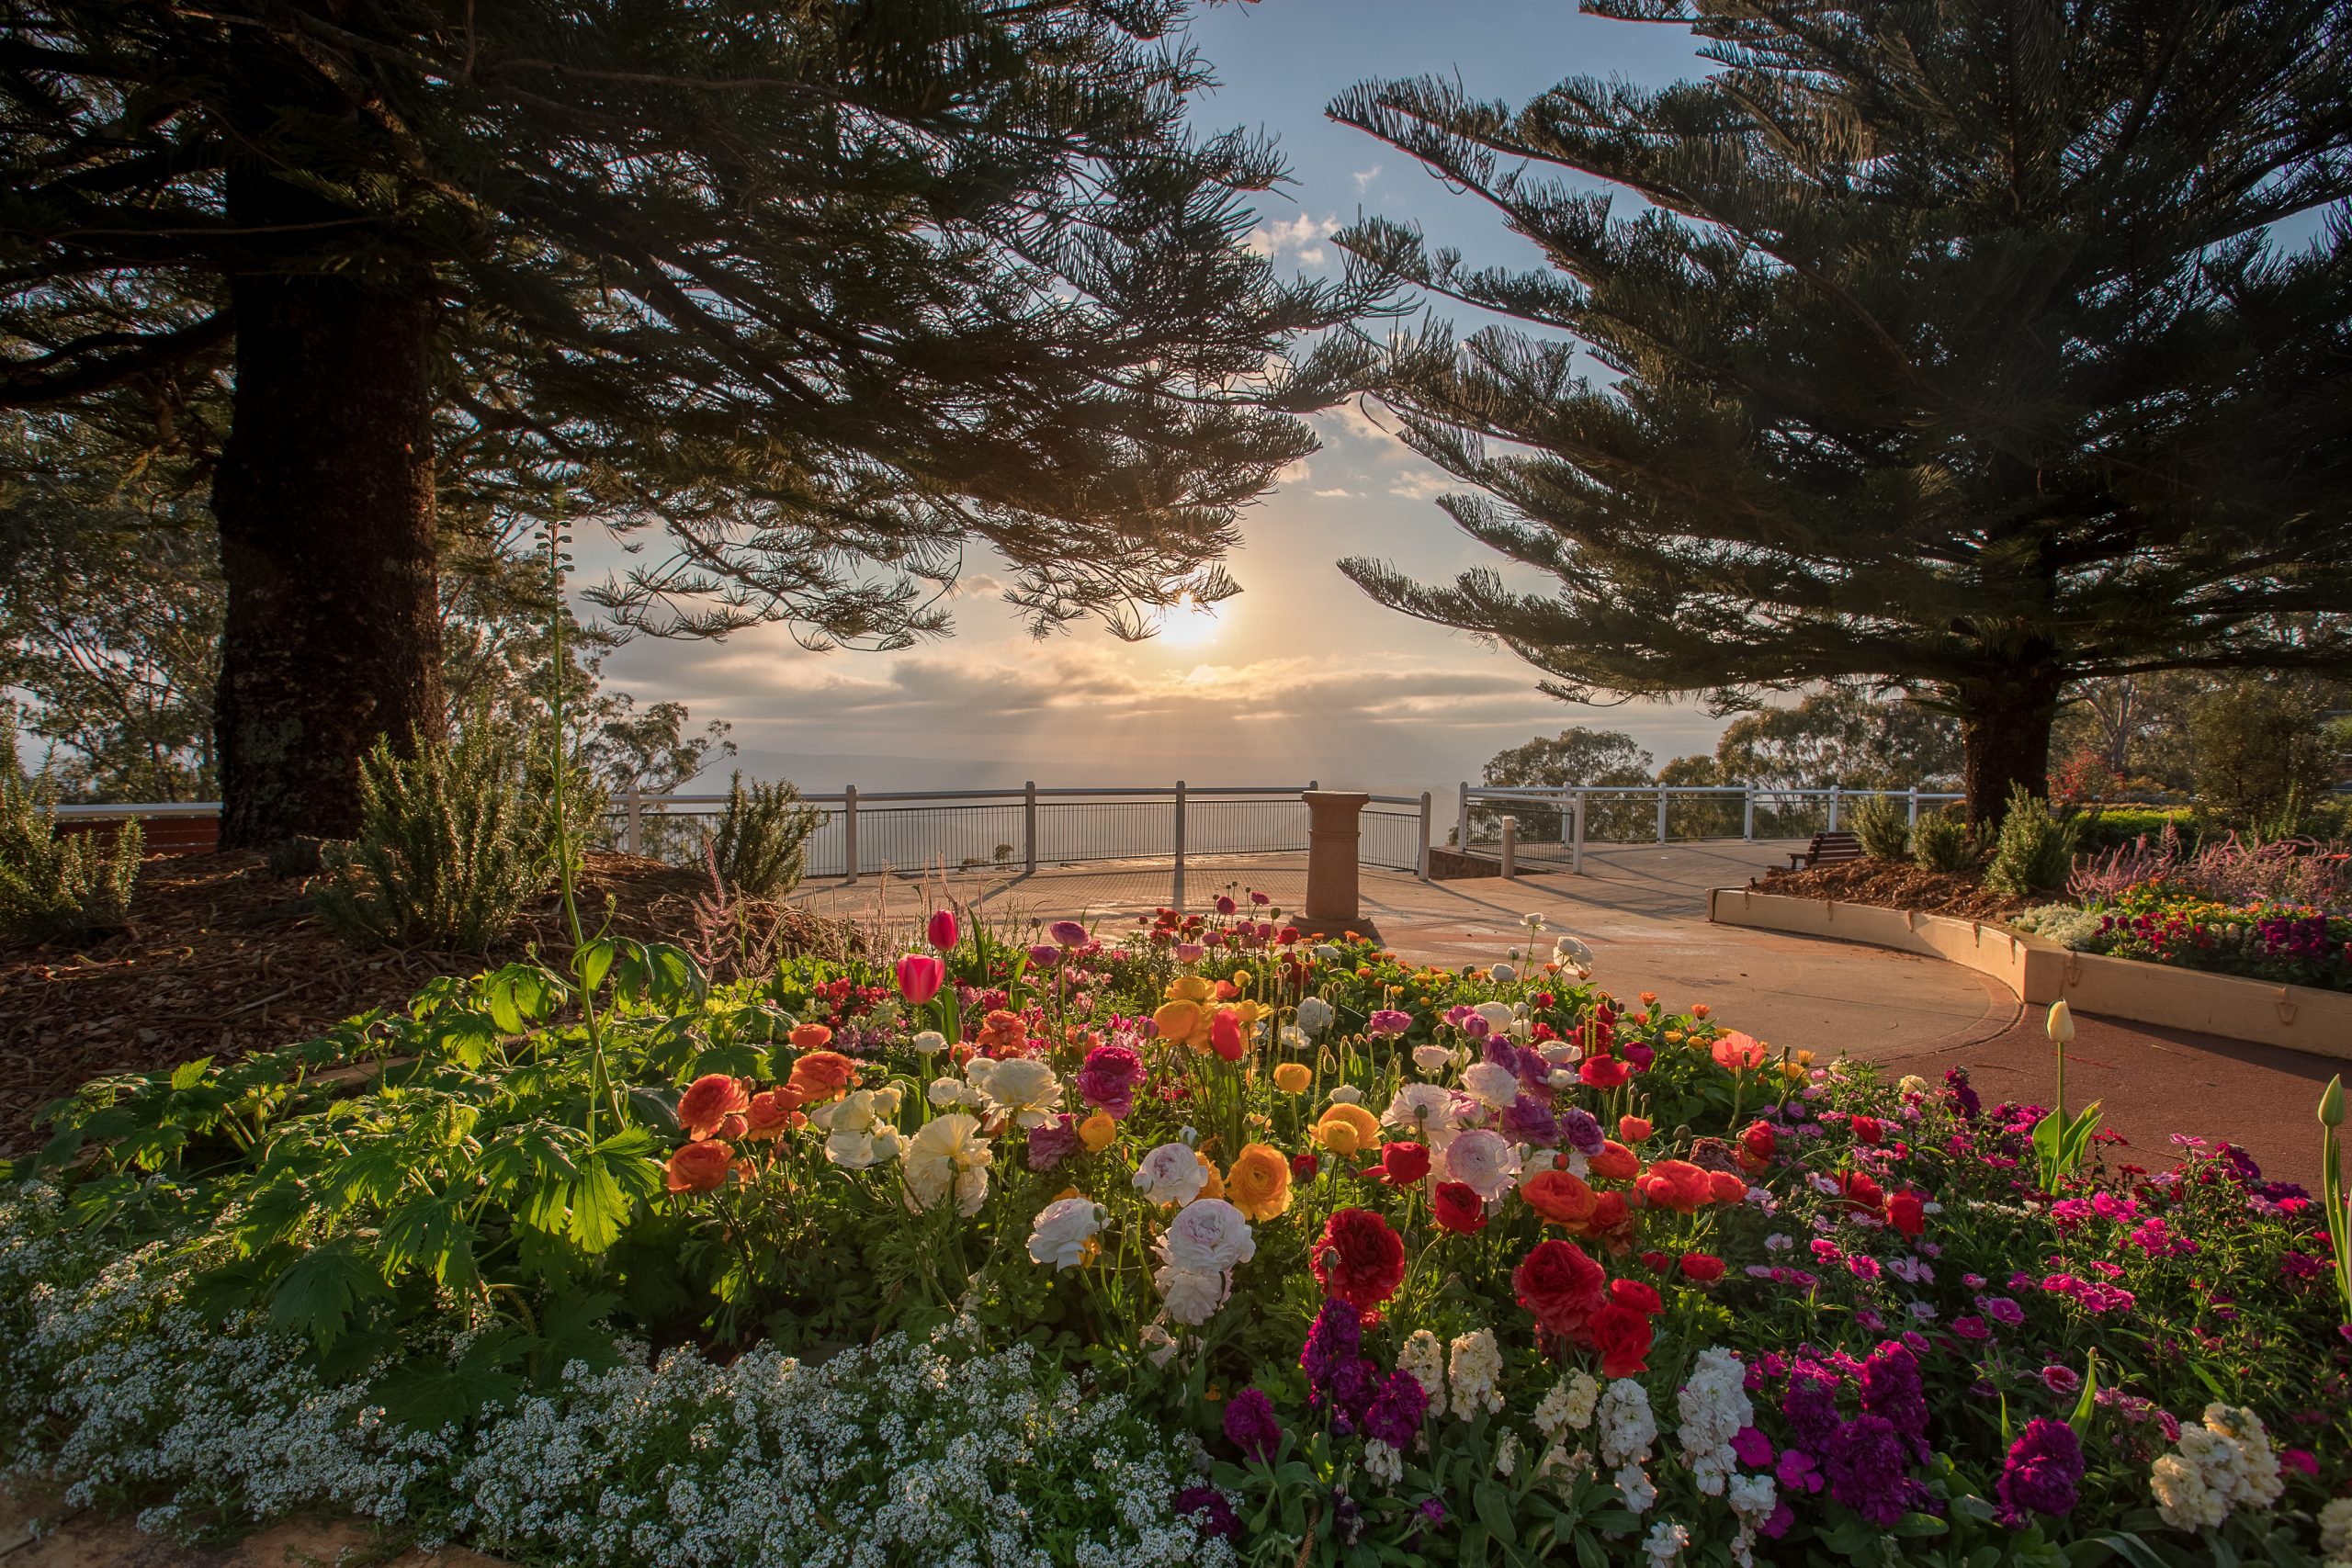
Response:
[210, 264, 444, 847]
[1955, 664, 2065, 826]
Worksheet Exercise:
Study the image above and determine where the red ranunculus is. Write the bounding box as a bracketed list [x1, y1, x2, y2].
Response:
[1521, 1168, 1598, 1228]
[1588, 1140, 1641, 1182]
[1849, 1113, 1885, 1145]
[1512, 1238, 1607, 1339]
[677, 1073, 751, 1141]
[1310, 1208, 1407, 1310]
[1378, 1141, 1431, 1187]
[1679, 1251, 1726, 1283]
[1609, 1277, 1664, 1317]
[1739, 1120, 1776, 1168]
[1886, 1190, 1927, 1237]
[1640, 1249, 1672, 1273]
[1209, 1008, 1248, 1061]
[1578, 1055, 1631, 1089]
[1292, 1152, 1320, 1182]
[1635, 1159, 1713, 1213]
[1617, 1115, 1653, 1144]
[665, 1138, 732, 1193]
[1588, 1300, 1655, 1377]
[1432, 1180, 1488, 1234]
[1708, 1169, 1749, 1205]
[1841, 1169, 1885, 1213]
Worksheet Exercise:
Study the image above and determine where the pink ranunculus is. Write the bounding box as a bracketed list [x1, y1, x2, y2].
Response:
[896, 952, 945, 1005]
[1711, 1031, 1768, 1071]
[927, 908, 959, 951]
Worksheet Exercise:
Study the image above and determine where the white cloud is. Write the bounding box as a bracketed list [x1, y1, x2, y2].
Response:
[1311, 487, 1354, 499]
[1387, 469, 1454, 501]
[1246, 211, 1336, 267]
[1272, 457, 1311, 486]
[1351, 164, 1382, 192]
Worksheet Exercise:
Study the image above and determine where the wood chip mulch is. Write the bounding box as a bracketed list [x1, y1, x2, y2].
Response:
[0, 851, 856, 1156]
[1757, 858, 2030, 922]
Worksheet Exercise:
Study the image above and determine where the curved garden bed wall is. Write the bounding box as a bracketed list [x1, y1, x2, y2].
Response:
[1708, 886, 2352, 1062]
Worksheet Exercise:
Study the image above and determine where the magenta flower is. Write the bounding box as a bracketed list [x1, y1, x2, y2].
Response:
[1367, 1010, 1413, 1038]
[1223, 1388, 1281, 1461]
[895, 953, 944, 1005]
[926, 908, 959, 951]
[1048, 919, 1090, 947]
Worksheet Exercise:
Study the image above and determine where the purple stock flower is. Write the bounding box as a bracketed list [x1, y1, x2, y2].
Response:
[1174, 1484, 1239, 1540]
[1500, 1096, 1560, 1145]
[1025, 1114, 1080, 1171]
[1825, 1414, 1910, 1527]
[1223, 1388, 1282, 1461]
[1301, 1299, 1374, 1421]
[1781, 1362, 1843, 1453]
[1861, 1341, 1929, 1458]
[1996, 1418, 2084, 1526]
[1560, 1107, 1605, 1157]
[1363, 1369, 1430, 1448]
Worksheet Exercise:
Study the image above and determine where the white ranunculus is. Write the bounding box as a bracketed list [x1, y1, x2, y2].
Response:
[1295, 995, 1336, 1037]
[1411, 1043, 1454, 1076]
[1463, 1061, 1521, 1111]
[911, 1030, 948, 1055]
[1154, 1264, 1230, 1325]
[977, 1055, 1062, 1128]
[1027, 1196, 1105, 1271]
[1554, 935, 1595, 973]
[1446, 1128, 1521, 1201]
[814, 1088, 878, 1134]
[1327, 1084, 1364, 1106]
[1279, 1024, 1308, 1052]
[1475, 1001, 1515, 1032]
[927, 1077, 967, 1107]
[1384, 1081, 1457, 1139]
[1313, 943, 1342, 962]
[902, 1113, 991, 1214]
[1489, 962, 1517, 985]
[1133, 1140, 1210, 1206]
[870, 1084, 902, 1119]
[1140, 1324, 1180, 1368]
[1157, 1198, 1256, 1273]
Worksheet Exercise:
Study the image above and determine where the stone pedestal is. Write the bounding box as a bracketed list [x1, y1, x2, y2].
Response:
[1302, 790, 1371, 925]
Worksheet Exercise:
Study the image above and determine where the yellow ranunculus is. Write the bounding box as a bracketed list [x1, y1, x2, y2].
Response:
[1313, 1102, 1381, 1157]
[1272, 1062, 1312, 1094]
[1079, 1111, 1117, 1153]
[1153, 998, 1204, 1044]
[1226, 1142, 1293, 1221]
[1165, 976, 1214, 1004]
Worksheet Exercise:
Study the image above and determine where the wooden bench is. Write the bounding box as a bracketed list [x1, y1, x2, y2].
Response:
[1787, 829, 1862, 871]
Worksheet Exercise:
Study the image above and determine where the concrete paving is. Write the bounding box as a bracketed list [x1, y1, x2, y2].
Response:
[788, 840, 2332, 1186]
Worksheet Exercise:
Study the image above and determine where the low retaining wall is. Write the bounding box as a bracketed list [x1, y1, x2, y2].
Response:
[1708, 887, 2352, 1062]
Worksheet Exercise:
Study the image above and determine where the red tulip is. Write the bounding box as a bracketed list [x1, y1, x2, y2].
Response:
[896, 952, 945, 1005]
[926, 908, 959, 951]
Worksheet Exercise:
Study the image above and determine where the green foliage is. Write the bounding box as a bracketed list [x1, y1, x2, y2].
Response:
[1713, 689, 1962, 793]
[1321, 6, 2352, 822]
[1913, 811, 1978, 876]
[312, 723, 559, 953]
[707, 772, 822, 899]
[1984, 787, 2080, 896]
[1849, 793, 1911, 861]
[2074, 807, 2204, 854]
[2188, 677, 2340, 827]
[0, 720, 141, 941]
[1477, 726, 1652, 840]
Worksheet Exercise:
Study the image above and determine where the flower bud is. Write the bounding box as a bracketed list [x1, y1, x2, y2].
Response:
[2045, 999, 2075, 1045]
[2321, 1074, 2346, 1129]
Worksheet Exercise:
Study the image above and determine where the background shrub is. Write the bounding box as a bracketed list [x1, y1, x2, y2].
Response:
[708, 772, 823, 899]
[2188, 676, 2338, 826]
[1912, 810, 1976, 874]
[2073, 805, 2203, 853]
[0, 727, 141, 942]
[1984, 785, 2081, 895]
[1848, 792, 1911, 859]
[313, 722, 560, 953]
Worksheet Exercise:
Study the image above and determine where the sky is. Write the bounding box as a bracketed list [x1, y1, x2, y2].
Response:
[586, 1, 1725, 801]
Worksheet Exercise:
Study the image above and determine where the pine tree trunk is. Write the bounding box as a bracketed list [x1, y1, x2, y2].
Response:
[210, 268, 444, 847]
[1957, 668, 2064, 825]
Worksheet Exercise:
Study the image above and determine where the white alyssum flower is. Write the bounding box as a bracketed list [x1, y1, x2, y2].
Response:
[1027, 1197, 1105, 1271]
[1675, 1348, 1753, 1497]
[1642, 1519, 1689, 1567]
[1533, 1371, 1600, 1439]
[1134, 1141, 1211, 1206]
[1295, 997, 1335, 1038]
[1156, 1200, 1256, 1274]
[1153, 1265, 1229, 1326]
[1447, 1330, 1505, 1420]
[1397, 1331, 1444, 1403]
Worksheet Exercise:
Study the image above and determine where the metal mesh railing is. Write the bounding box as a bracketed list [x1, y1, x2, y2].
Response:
[1456, 783, 1964, 865]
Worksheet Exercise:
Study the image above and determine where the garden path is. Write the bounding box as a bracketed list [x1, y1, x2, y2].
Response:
[790, 841, 2331, 1187]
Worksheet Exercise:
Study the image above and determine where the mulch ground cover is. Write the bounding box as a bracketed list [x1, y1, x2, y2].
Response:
[0, 851, 854, 1156]
[1758, 857, 2028, 921]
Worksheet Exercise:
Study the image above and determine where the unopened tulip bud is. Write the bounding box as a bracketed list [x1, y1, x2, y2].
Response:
[2321, 1075, 2346, 1129]
[2045, 1000, 2075, 1044]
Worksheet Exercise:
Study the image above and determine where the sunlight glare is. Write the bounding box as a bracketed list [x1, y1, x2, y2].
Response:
[1156, 591, 1222, 648]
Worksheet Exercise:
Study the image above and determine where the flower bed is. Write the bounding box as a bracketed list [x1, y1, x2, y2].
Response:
[3, 900, 2347, 1567]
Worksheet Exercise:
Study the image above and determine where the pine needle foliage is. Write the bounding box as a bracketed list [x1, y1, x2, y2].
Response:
[1849, 794, 1912, 862]
[708, 772, 823, 901]
[1320, 0, 2352, 822]
[1984, 786, 2083, 896]
[314, 725, 555, 954]
[0, 722, 141, 942]
[1912, 812, 1980, 876]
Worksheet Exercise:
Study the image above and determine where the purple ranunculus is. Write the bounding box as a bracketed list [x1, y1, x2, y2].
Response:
[1363, 1368, 1430, 1449]
[1824, 1414, 1909, 1527]
[1223, 1388, 1282, 1462]
[1026, 942, 1061, 968]
[1076, 1043, 1148, 1119]
[1559, 1107, 1605, 1157]
[1049, 919, 1090, 947]
[1996, 1418, 2084, 1526]
[1500, 1095, 1560, 1146]
[1025, 1114, 1080, 1172]
[1621, 1041, 1656, 1072]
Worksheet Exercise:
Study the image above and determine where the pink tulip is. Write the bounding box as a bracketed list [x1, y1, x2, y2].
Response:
[926, 908, 958, 952]
[896, 953, 945, 1005]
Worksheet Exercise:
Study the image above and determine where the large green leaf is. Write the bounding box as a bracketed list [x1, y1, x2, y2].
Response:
[267, 1238, 390, 1348]
[372, 1327, 528, 1433]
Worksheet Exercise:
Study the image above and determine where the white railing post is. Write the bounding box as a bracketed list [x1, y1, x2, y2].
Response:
[1572, 790, 1587, 874]
[843, 784, 859, 882]
[1455, 781, 1470, 851]
[1828, 784, 1841, 832]
[1559, 788, 1573, 846]
[623, 784, 642, 857]
[1417, 790, 1432, 880]
[1907, 784, 1920, 826]
[1656, 784, 1668, 844]
[1023, 780, 1038, 875]
[1171, 780, 1188, 909]
[1742, 784, 1755, 841]
[1499, 815, 1517, 878]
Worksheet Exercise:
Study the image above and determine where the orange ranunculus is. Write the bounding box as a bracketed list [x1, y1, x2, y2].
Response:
[978, 1009, 1027, 1054]
[1165, 975, 1215, 1004]
[1312, 1102, 1382, 1157]
[789, 1022, 834, 1051]
[1588, 1139, 1641, 1182]
[744, 1087, 806, 1139]
[1690, 1003, 1712, 1019]
[1589, 1190, 1634, 1248]
[786, 1050, 859, 1104]
[1079, 1111, 1117, 1152]
[1272, 1062, 1312, 1094]
[1521, 1168, 1599, 1229]
[1634, 1158, 1713, 1213]
[1153, 998, 1205, 1047]
[1617, 1114, 1653, 1144]
[1194, 1150, 1227, 1201]
[1208, 1008, 1248, 1062]
[1227, 1142, 1293, 1220]
[665, 1138, 732, 1193]
[677, 1073, 752, 1140]
[1710, 1031, 1768, 1071]
[1708, 1169, 1749, 1205]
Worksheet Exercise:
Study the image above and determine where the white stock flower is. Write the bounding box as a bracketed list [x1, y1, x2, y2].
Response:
[1675, 1348, 1753, 1497]
[901, 1113, 991, 1215]
[1157, 1199, 1256, 1273]
[1363, 1438, 1403, 1488]
[1153, 1265, 1229, 1325]
[1598, 1379, 1657, 1470]
[1445, 1128, 1521, 1201]
[1534, 1371, 1600, 1439]
[1447, 1330, 1504, 1419]
[1642, 1520, 1688, 1566]
[2316, 1496, 2352, 1561]
[2153, 1404, 2286, 1530]
[1133, 1141, 1210, 1206]
[1295, 996, 1335, 1037]
[1027, 1197, 1104, 1271]
[1494, 1429, 1519, 1477]
[1397, 1331, 1444, 1402]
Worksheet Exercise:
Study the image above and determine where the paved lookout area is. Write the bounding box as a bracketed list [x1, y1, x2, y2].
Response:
[790, 840, 2333, 1187]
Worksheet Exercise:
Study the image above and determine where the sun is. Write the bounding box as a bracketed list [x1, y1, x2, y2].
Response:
[1156, 591, 1222, 648]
